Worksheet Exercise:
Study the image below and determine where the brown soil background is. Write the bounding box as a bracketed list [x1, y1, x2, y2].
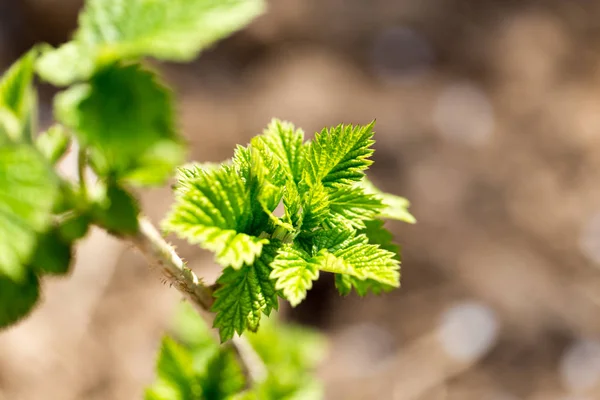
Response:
[3, 1, 600, 399]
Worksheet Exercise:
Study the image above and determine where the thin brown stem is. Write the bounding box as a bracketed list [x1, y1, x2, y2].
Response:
[77, 147, 88, 199]
[127, 216, 267, 385]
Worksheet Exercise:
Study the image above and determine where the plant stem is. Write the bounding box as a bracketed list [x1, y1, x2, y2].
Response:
[77, 147, 88, 198]
[128, 216, 267, 385]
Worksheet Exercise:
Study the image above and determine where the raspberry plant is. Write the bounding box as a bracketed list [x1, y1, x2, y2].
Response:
[0, 0, 415, 398]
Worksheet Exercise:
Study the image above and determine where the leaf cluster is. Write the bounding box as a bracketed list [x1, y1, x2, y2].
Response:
[164, 119, 415, 341]
[0, 0, 267, 328]
[146, 302, 325, 400]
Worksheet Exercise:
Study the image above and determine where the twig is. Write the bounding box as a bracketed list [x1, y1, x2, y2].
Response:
[77, 147, 88, 198]
[128, 216, 267, 385]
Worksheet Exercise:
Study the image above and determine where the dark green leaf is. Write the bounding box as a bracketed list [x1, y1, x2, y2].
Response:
[0, 270, 40, 329]
[200, 349, 245, 399]
[55, 62, 185, 186]
[93, 182, 140, 235]
[145, 337, 200, 400]
[31, 229, 72, 275]
[358, 219, 400, 260]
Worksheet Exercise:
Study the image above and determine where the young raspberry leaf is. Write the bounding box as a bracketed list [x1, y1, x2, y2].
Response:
[314, 230, 400, 295]
[327, 185, 385, 229]
[0, 49, 37, 141]
[234, 145, 286, 235]
[35, 124, 71, 165]
[0, 145, 59, 281]
[37, 0, 266, 85]
[252, 119, 305, 185]
[0, 270, 39, 329]
[211, 244, 279, 342]
[30, 228, 72, 276]
[93, 182, 140, 235]
[200, 349, 245, 399]
[145, 337, 200, 400]
[270, 244, 320, 307]
[358, 219, 400, 259]
[303, 122, 375, 188]
[360, 177, 416, 224]
[163, 164, 268, 269]
[55, 63, 185, 186]
[300, 182, 330, 232]
[244, 317, 326, 399]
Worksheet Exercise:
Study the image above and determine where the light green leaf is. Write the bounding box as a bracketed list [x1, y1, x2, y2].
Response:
[282, 181, 302, 231]
[0, 270, 40, 329]
[0, 49, 37, 141]
[327, 185, 384, 229]
[212, 244, 279, 342]
[303, 122, 375, 188]
[0, 145, 59, 281]
[300, 183, 329, 232]
[360, 177, 416, 224]
[238, 145, 286, 234]
[253, 119, 305, 185]
[270, 244, 320, 307]
[35, 43, 96, 87]
[163, 164, 268, 269]
[35, 124, 71, 165]
[37, 0, 266, 85]
[55, 62, 185, 186]
[313, 231, 400, 295]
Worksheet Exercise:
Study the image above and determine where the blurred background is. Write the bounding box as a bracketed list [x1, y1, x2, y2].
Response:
[3, 0, 600, 399]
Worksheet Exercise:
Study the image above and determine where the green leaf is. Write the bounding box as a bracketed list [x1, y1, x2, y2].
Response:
[282, 181, 302, 233]
[37, 0, 266, 85]
[212, 244, 279, 342]
[36, 124, 71, 165]
[163, 164, 268, 269]
[327, 185, 384, 229]
[253, 119, 305, 185]
[146, 337, 200, 400]
[57, 213, 91, 242]
[35, 43, 96, 87]
[358, 219, 400, 260]
[0, 270, 40, 329]
[0, 49, 37, 141]
[30, 229, 72, 275]
[0, 145, 59, 281]
[360, 177, 416, 224]
[200, 349, 245, 399]
[55, 62, 185, 186]
[270, 244, 320, 307]
[300, 183, 329, 232]
[93, 182, 140, 235]
[244, 317, 326, 400]
[313, 231, 400, 295]
[303, 122, 375, 188]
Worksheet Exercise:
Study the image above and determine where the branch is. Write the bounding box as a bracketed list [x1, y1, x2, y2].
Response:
[128, 216, 267, 385]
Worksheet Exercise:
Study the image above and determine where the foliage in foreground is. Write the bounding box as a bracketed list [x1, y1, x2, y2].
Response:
[0, 0, 415, 398]
[146, 303, 325, 400]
